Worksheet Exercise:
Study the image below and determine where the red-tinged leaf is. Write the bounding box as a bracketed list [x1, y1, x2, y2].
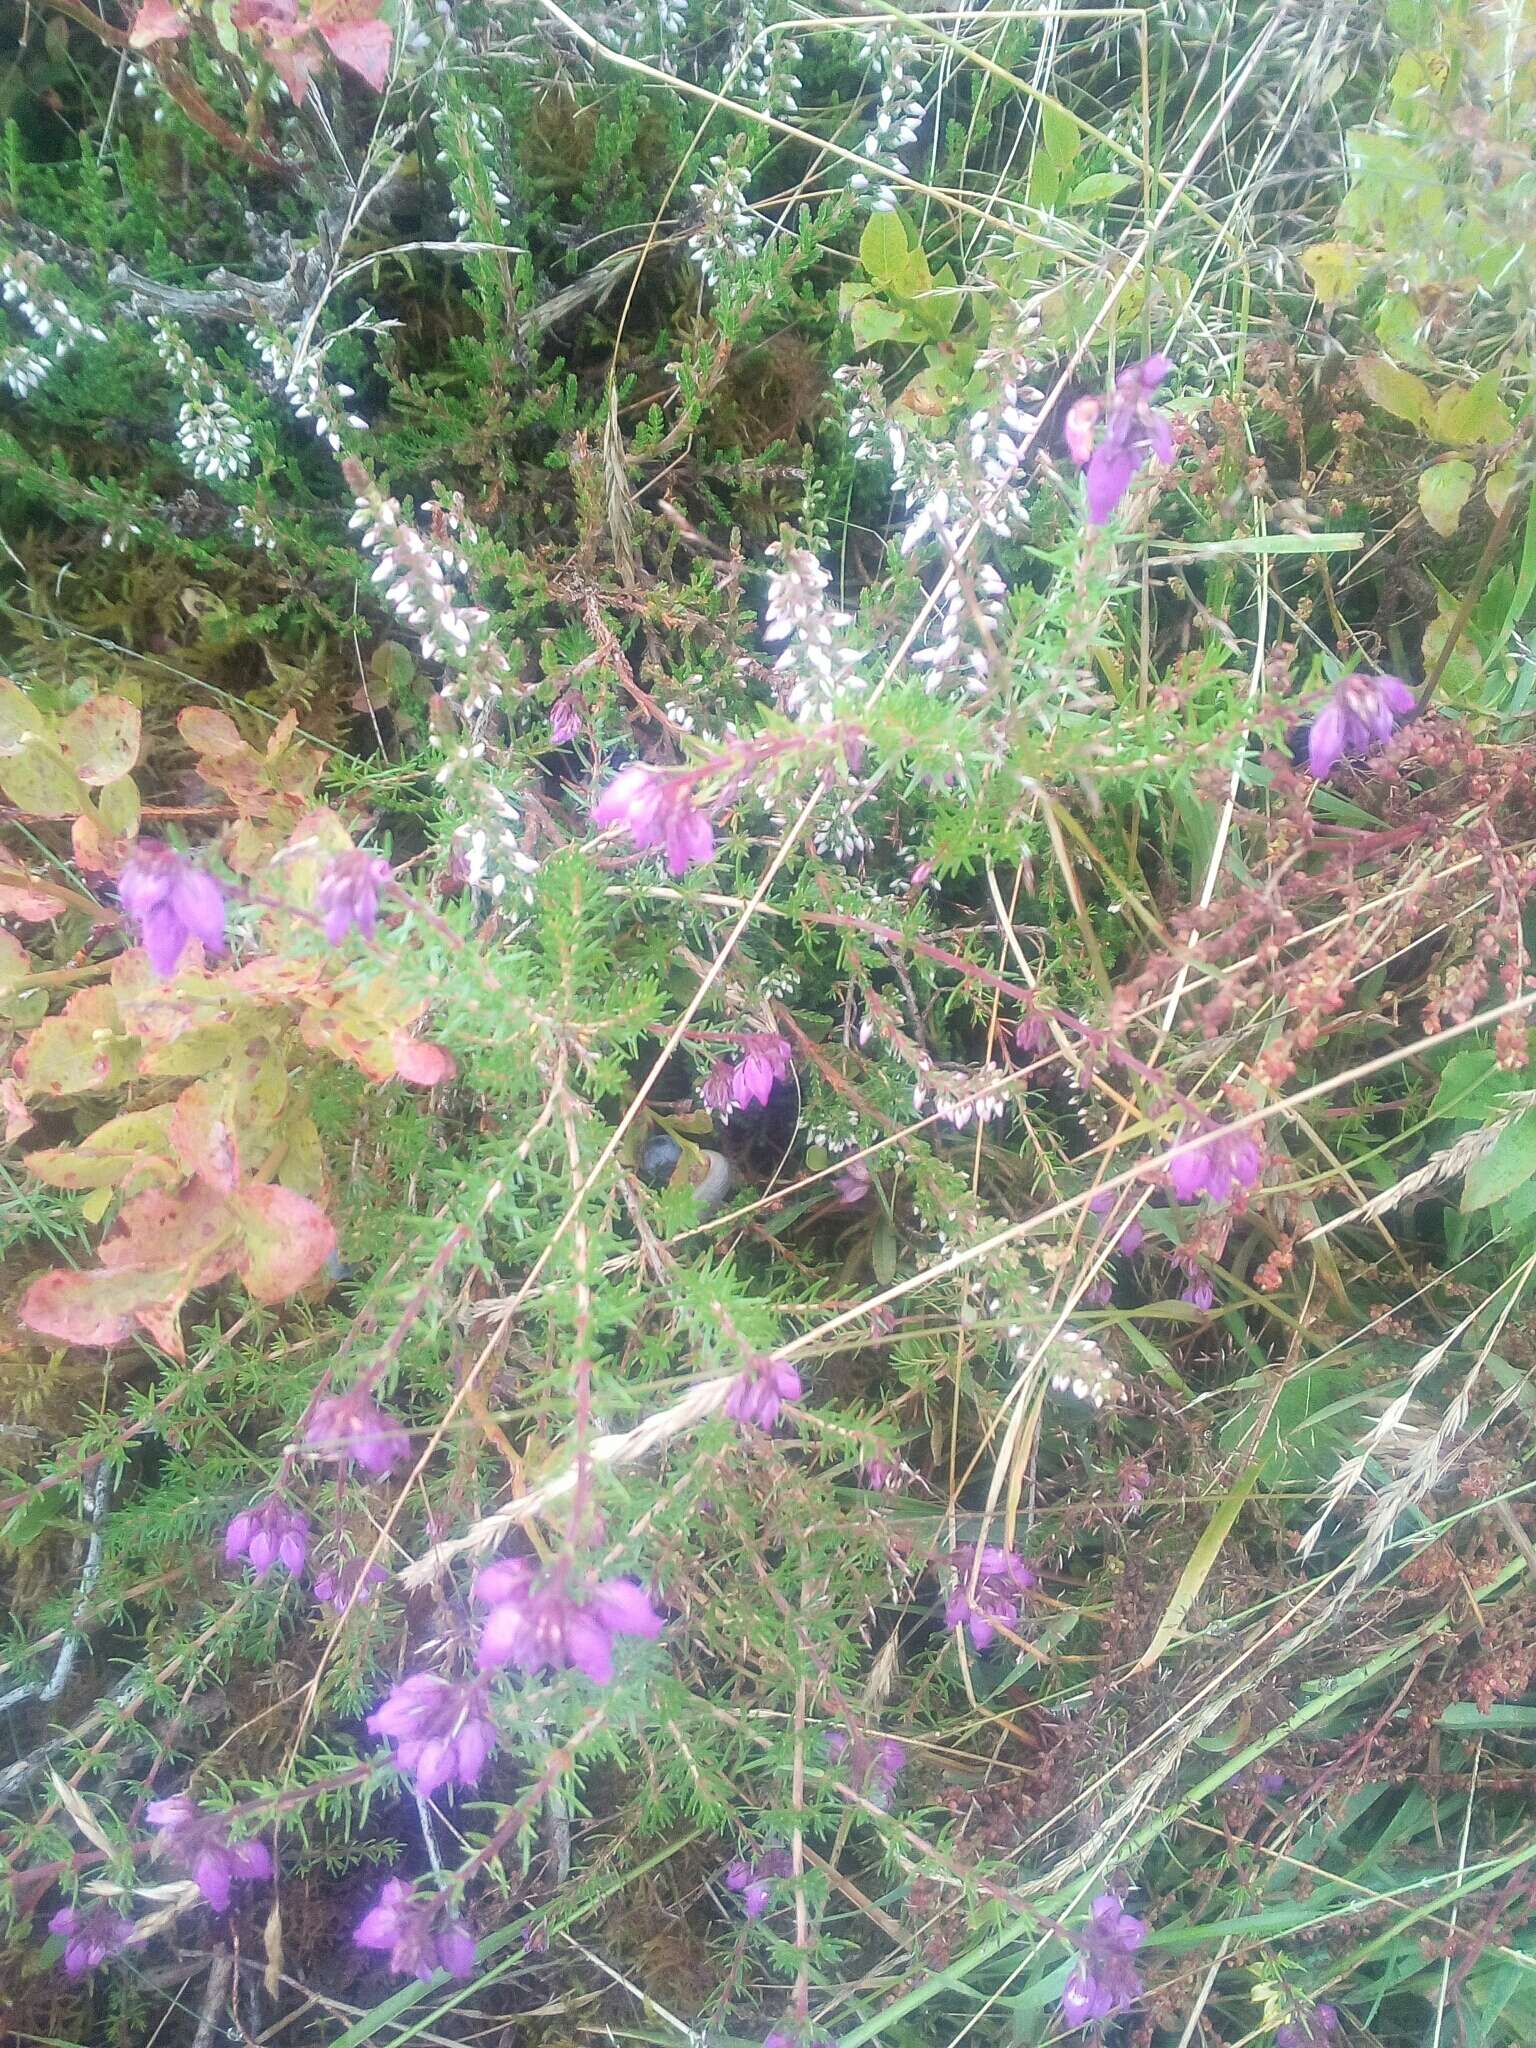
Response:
[98, 1186, 239, 1282]
[0, 878, 64, 920]
[177, 706, 247, 757]
[19, 1267, 142, 1347]
[57, 695, 141, 787]
[170, 1082, 242, 1194]
[318, 14, 390, 88]
[14, 988, 138, 1098]
[391, 1034, 456, 1087]
[268, 39, 322, 102]
[128, 0, 189, 47]
[232, 1184, 336, 1301]
[3, 1076, 36, 1146]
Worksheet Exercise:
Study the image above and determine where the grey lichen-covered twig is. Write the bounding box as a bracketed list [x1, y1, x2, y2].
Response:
[0, 1462, 113, 1721]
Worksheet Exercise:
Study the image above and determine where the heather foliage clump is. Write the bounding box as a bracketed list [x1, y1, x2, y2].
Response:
[2, 1, 1536, 2043]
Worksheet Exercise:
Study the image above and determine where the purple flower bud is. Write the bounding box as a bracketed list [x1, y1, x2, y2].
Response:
[1014, 1013, 1052, 1057]
[592, 763, 716, 876]
[353, 1878, 476, 1982]
[700, 1060, 737, 1114]
[943, 1544, 1036, 1651]
[827, 1728, 906, 1808]
[313, 1554, 390, 1612]
[118, 840, 226, 977]
[724, 1847, 792, 1918]
[1060, 1891, 1147, 2029]
[225, 1496, 309, 1579]
[723, 1353, 803, 1431]
[730, 1034, 794, 1109]
[549, 692, 584, 746]
[858, 1455, 901, 1491]
[304, 1388, 410, 1477]
[1166, 1125, 1262, 1205]
[1180, 1272, 1216, 1312]
[49, 1902, 134, 1975]
[1307, 672, 1417, 780]
[834, 1159, 872, 1205]
[366, 1673, 498, 1797]
[1071, 355, 1176, 526]
[316, 849, 392, 945]
[1087, 1189, 1144, 1256]
[145, 1794, 272, 1911]
[1277, 2006, 1340, 2048]
[472, 1557, 664, 1685]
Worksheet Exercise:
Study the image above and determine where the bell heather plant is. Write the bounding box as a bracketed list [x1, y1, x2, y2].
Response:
[3, 3, 1536, 2045]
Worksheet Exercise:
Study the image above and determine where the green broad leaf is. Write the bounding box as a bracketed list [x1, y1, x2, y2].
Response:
[1418, 457, 1475, 538]
[859, 209, 910, 285]
[1463, 1109, 1536, 1212]
[1373, 290, 1434, 366]
[0, 676, 49, 753]
[1065, 171, 1132, 207]
[1432, 371, 1513, 447]
[1302, 241, 1368, 305]
[1430, 1048, 1512, 1121]
[1040, 99, 1081, 169]
[1356, 355, 1433, 428]
[57, 694, 140, 785]
[96, 774, 141, 838]
[1438, 1703, 1536, 1730]
[849, 298, 909, 349]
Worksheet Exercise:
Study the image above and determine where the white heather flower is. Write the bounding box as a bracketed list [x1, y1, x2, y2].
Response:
[762, 542, 865, 720]
[688, 155, 760, 291]
[854, 28, 924, 210]
[0, 344, 51, 397]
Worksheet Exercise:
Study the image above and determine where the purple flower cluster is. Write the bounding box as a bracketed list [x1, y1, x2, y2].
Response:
[723, 1353, 803, 1431]
[1166, 1125, 1262, 1205]
[353, 1878, 476, 1982]
[701, 1034, 795, 1116]
[225, 1495, 310, 1579]
[1277, 2004, 1340, 2048]
[826, 1729, 906, 1808]
[473, 1557, 665, 1685]
[1065, 354, 1175, 526]
[304, 1387, 410, 1477]
[724, 1846, 792, 1918]
[145, 1795, 273, 1911]
[1308, 671, 1416, 780]
[316, 849, 392, 944]
[593, 763, 715, 876]
[49, 1903, 134, 1975]
[1060, 1892, 1147, 2029]
[118, 840, 225, 977]
[943, 1544, 1036, 1651]
[367, 1673, 498, 1797]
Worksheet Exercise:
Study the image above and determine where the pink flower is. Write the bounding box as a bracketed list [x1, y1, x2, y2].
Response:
[366, 1673, 498, 1797]
[304, 1388, 410, 1477]
[724, 1847, 791, 1919]
[827, 1728, 906, 1807]
[353, 1879, 475, 1982]
[316, 850, 392, 944]
[225, 1496, 309, 1579]
[835, 1159, 872, 1205]
[129, 0, 190, 46]
[118, 840, 225, 977]
[145, 1795, 272, 1911]
[49, 1903, 134, 1975]
[1307, 672, 1416, 779]
[592, 763, 716, 876]
[700, 1060, 736, 1114]
[1070, 355, 1175, 526]
[730, 1034, 793, 1109]
[1014, 1013, 1052, 1057]
[473, 1558, 664, 1685]
[549, 692, 584, 745]
[723, 1353, 802, 1431]
[858, 1455, 901, 1490]
[1166, 1126, 1262, 1205]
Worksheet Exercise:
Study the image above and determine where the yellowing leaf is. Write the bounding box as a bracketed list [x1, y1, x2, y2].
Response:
[1356, 356, 1433, 428]
[1486, 465, 1520, 517]
[859, 210, 909, 285]
[1431, 371, 1513, 447]
[0, 739, 91, 820]
[1301, 241, 1369, 305]
[57, 695, 141, 786]
[1418, 457, 1475, 537]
